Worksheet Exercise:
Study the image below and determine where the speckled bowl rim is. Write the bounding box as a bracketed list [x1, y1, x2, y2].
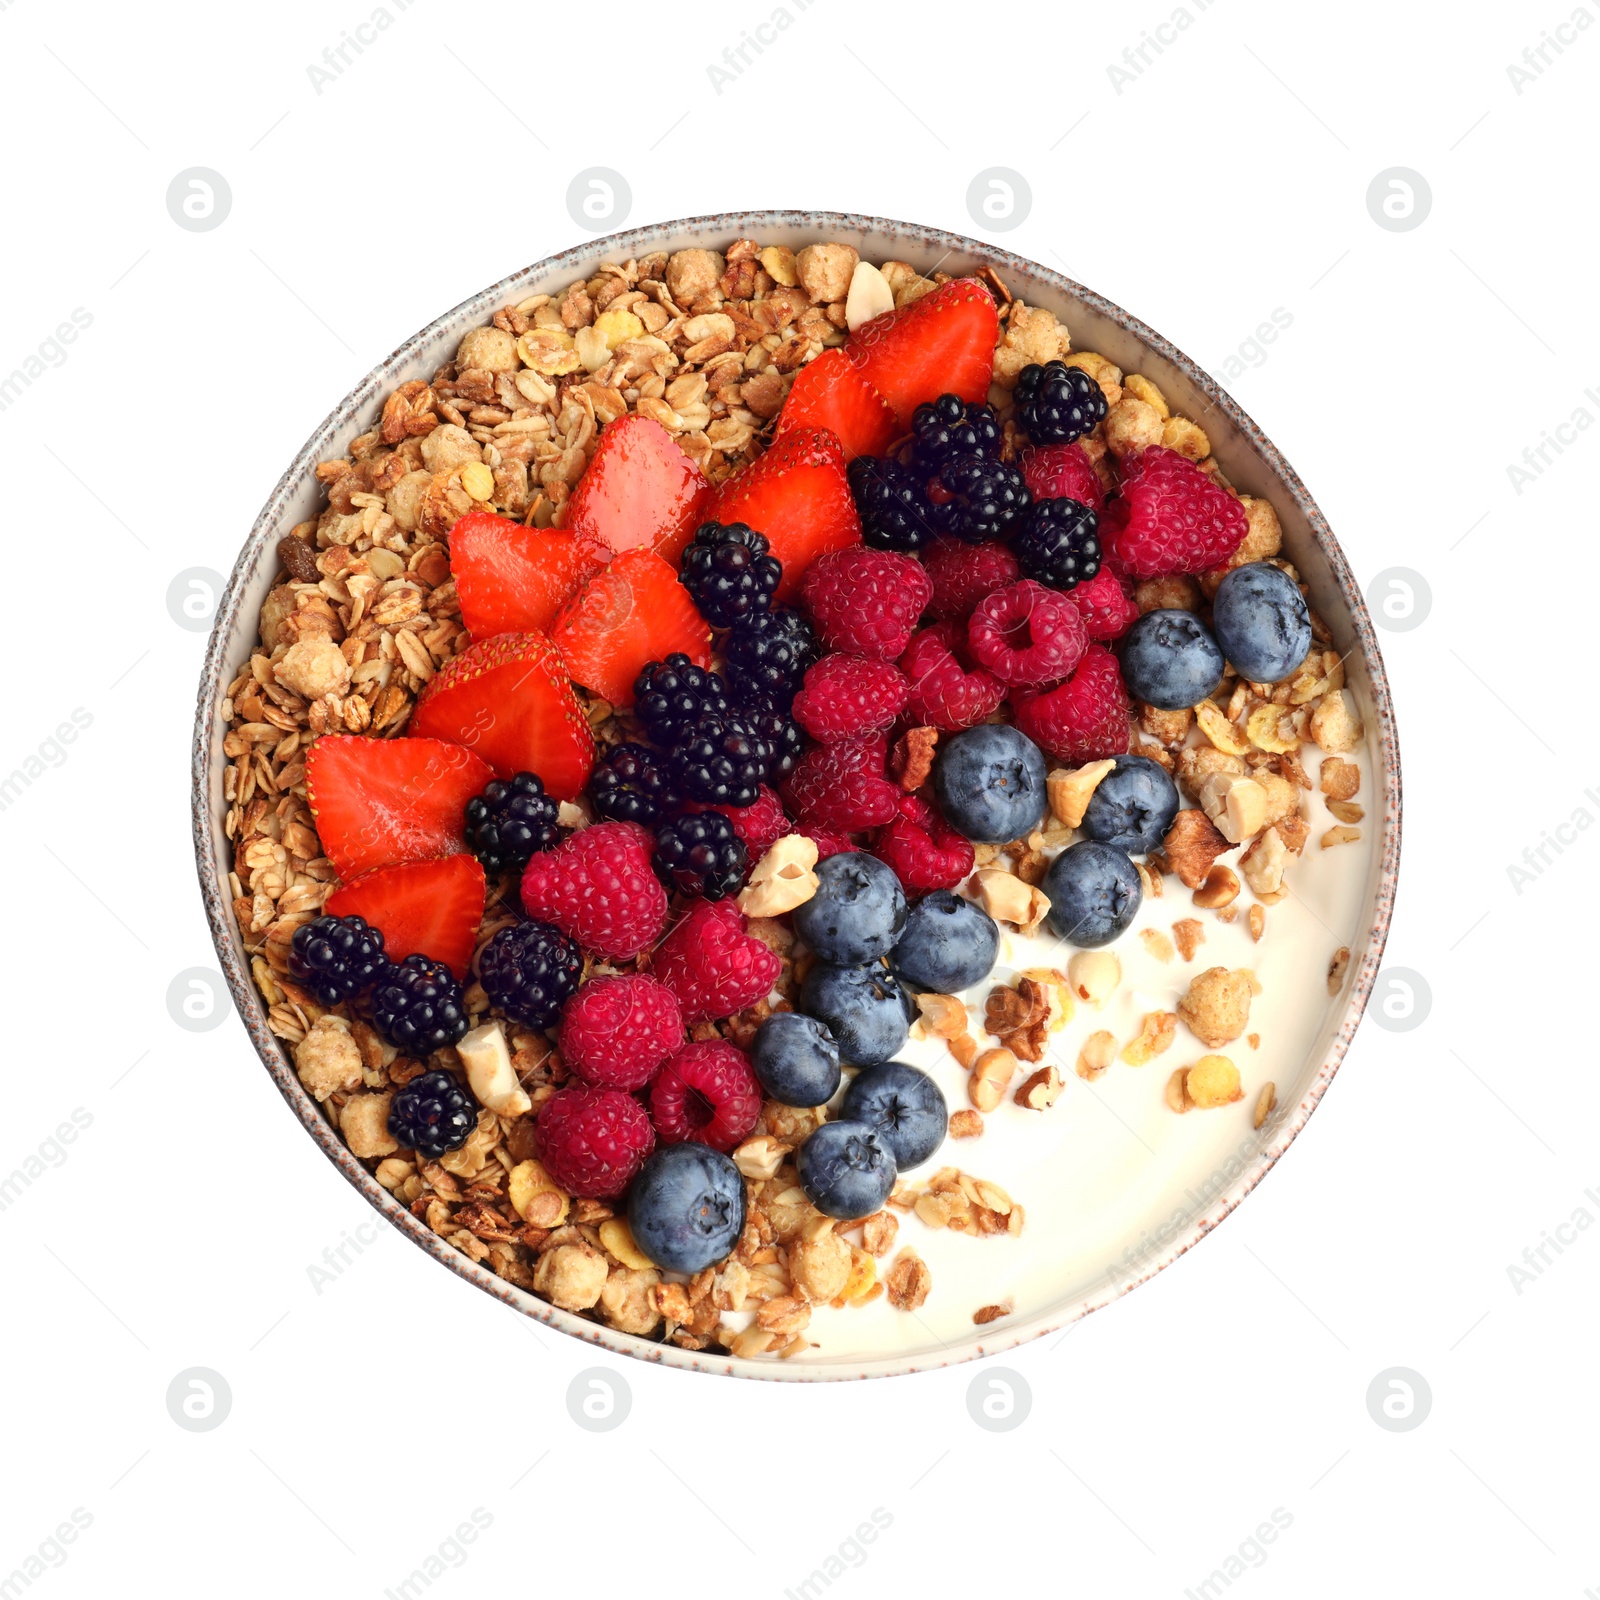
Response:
[193, 210, 1401, 1381]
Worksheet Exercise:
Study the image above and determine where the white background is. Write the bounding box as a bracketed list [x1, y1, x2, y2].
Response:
[0, 0, 1591, 1594]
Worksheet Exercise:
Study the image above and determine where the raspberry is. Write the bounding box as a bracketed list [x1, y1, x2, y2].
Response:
[898, 623, 1005, 732]
[650, 898, 782, 1022]
[536, 1086, 655, 1198]
[967, 580, 1088, 688]
[558, 974, 684, 1091]
[1020, 441, 1105, 512]
[1067, 565, 1141, 641]
[792, 653, 911, 741]
[801, 546, 933, 660]
[782, 735, 900, 832]
[794, 822, 858, 859]
[1108, 447, 1248, 577]
[1010, 644, 1131, 763]
[872, 794, 975, 895]
[687, 784, 790, 858]
[922, 538, 1019, 622]
[520, 820, 668, 960]
[649, 1040, 763, 1152]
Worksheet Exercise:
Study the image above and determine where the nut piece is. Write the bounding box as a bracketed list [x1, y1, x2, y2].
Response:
[456, 1021, 532, 1117]
[795, 243, 859, 303]
[1076, 1029, 1117, 1081]
[1178, 967, 1253, 1048]
[884, 1249, 932, 1311]
[274, 636, 352, 702]
[914, 992, 968, 1039]
[1185, 1055, 1243, 1109]
[533, 1241, 608, 1311]
[949, 1109, 985, 1138]
[845, 261, 895, 330]
[1067, 948, 1121, 1007]
[1320, 757, 1361, 801]
[1163, 809, 1232, 889]
[1048, 760, 1116, 829]
[1327, 946, 1351, 995]
[737, 833, 820, 917]
[1014, 1065, 1064, 1109]
[1164, 1067, 1192, 1113]
[294, 1016, 363, 1102]
[1198, 772, 1269, 845]
[1309, 690, 1363, 754]
[1240, 827, 1290, 896]
[969, 1047, 1018, 1111]
[1321, 824, 1362, 849]
[340, 1091, 398, 1159]
[758, 245, 798, 287]
[973, 868, 1051, 934]
[1253, 1082, 1278, 1130]
[733, 1134, 786, 1182]
[1195, 700, 1252, 757]
[1248, 904, 1266, 941]
[1328, 800, 1365, 825]
[1192, 865, 1240, 910]
[1172, 917, 1205, 962]
[508, 1160, 570, 1227]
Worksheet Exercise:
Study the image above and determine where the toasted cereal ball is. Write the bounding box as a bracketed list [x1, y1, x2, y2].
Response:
[419, 423, 481, 475]
[1104, 396, 1166, 459]
[294, 1017, 364, 1102]
[340, 1092, 399, 1159]
[1310, 690, 1363, 754]
[1230, 496, 1284, 567]
[1177, 967, 1253, 1049]
[1186, 1055, 1243, 1108]
[598, 1266, 663, 1336]
[456, 324, 519, 374]
[533, 1241, 609, 1311]
[795, 243, 859, 304]
[274, 636, 351, 701]
[789, 1227, 851, 1302]
[666, 248, 724, 305]
[385, 468, 434, 532]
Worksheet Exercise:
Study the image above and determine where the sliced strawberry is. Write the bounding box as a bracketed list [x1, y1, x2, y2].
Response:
[776, 349, 898, 462]
[549, 548, 710, 708]
[326, 854, 485, 979]
[844, 278, 999, 426]
[450, 510, 609, 639]
[711, 427, 862, 604]
[411, 631, 594, 797]
[565, 414, 714, 564]
[304, 735, 494, 881]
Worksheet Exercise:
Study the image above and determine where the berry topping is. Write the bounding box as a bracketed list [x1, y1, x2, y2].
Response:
[519, 820, 669, 960]
[722, 606, 820, 702]
[288, 913, 387, 1007]
[652, 810, 749, 900]
[586, 741, 680, 826]
[801, 546, 933, 660]
[710, 426, 862, 603]
[775, 347, 899, 461]
[1010, 644, 1131, 764]
[931, 724, 1050, 845]
[649, 898, 781, 1022]
[1013, 360, 1109, 446]
[922, 537, 1021, 623]
[793, 822, 858, 860]
[536, 1085, 656, 1199]
[842, 1061, 947, 1169]
[371, 954, 471, 1053]
[1066, 565, 1141, 642]
[1010, 496, 1102, 592]
[793, 850, 907, 965]
[782, 734, 901, 833]
[628, 1142, 746, 1274]
[890, 889, 999, 994]
[735, 695, 805, 779]
[791, 653, 911, 741]
[304, 735, 495, 881]
[477, 919, 584, 1030]
[668, 710, 773, 808]
[449, 510, 608, 639]
[1211, 562, 1312, 683]
[1019, 440, 1106, 512]
[1106, 446, 1248, 577]
[797, 963, 911, 1066]
[1042, 840, 1142, 948]
[930, 453, 1030, 543]
[1080, 754, 1181, 855]
[847, 455, 951, 553]
[797, 1120, 898, 1220]
[633, 655, 733, 747]
[966, 579, 1089, 688]
[550, 547, 711, 709]
[844, 277, 999, 426]
[899, 622, 1006, 732]
[749, 1012, 843, 1108]
[910, 393, 1002, 469]
[650, 1040, 763, 1151]
[1121, 609, 1227, 710]
[871, 793, 975, 895]
[688, 783, 790, 858]
[558, 974, 684, 1092]
[412, 632, 594, 798]
[678, 521, 782, 629]
[387, 1070, 477, 1159]
[326, 853, 487, 980]
[463, 770, 562, 876]
[564, 413, 714, 563]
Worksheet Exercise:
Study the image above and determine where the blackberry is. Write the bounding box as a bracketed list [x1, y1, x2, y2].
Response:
[653, 811, 750, 900]
[387, 1069, 478, 1158]
[478, 920, 584, 1029]
[634, 655, 733, 748]
[910, 393, 1001, 469]
[847, 456, 950, 553]
[933, 453, 1030, 543]
[723, 607, 819, 703]
[1010, 497, 1102, 591]
[587, 741, 680, 826]
[464, 771, 561, 875]
[679, 521, 782, 628]
[1013, 360, 1108, 446]
[371, 955, 470, 1054]
[670, 711, 773, 808]
[737, 692, 805, 780]
[288, 913, 387, 1007]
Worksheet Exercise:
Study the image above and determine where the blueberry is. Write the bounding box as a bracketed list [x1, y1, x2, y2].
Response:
[798, 963, 911, 1065]
[892, 891, 999, 993]
[1080, 755, 1180, 855]
[842, 1062, 947, 1170]
[932, 724, 1049, 844]
[627, 1141, 747, 1273]
[749, 1012, 842, 1107]
[792, 852, 907, 965]
[1120, 609, 1225, 710]
[1212, 562, 1312, 683]
[797, 1120, 898, 1219]
[1042, 840, 1142, 948]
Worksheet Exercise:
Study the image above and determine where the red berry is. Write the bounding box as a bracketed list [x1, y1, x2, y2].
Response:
[801, 546, 933, 659]
[1107, 447, 1248, 577]
[844, 278, 999, 426]
[687, 784, 790, 858]
[449, 510, 609, 639]
[872, 794, 975, 894]
[650, 899, 781, 1022]
[922, 537, 1020, 622]
[776, 348, 898, 462]
[326, 853, 486, 980]
[565, 413, 714, 565]
[520, 820, 668, 960]
[649, 1040, 763, 1152]
[1067, 565, 1141, 642]
[967, 580, 1088, 688]
[792, 653, 910, 741]
[558, 974, 684, 1091]
[536, 1086, 655, 1198]
[1020, 442, 1105, 512]
[782, 735, 900, 832]
[899, 623, 1006, 732]
[1011, 645, 1131, 763]
[794, 822, 858, 859]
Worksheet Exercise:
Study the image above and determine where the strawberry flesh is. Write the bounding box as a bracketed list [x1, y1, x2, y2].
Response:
[776, 348, 898, 462]
[844, 278, 998, 426]
[326, 853, 486, 979]
[565, 414, 714, 565]
[450, 510, 609, 638]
